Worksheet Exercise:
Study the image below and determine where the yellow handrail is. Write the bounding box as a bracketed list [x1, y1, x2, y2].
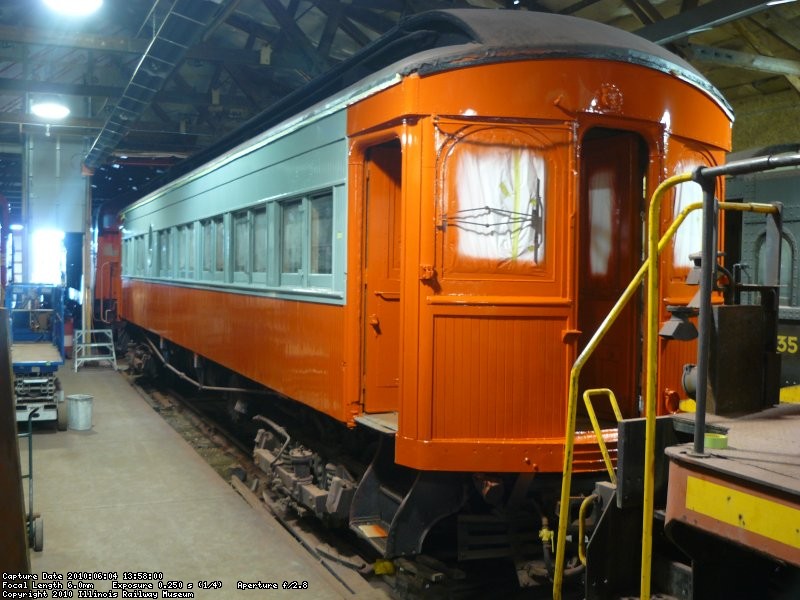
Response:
[578, 493, 599, 566]
[551, 164, 781, 599]
[641, 171, 698, 600]
[582, 388, 624, 485]
[640, 197, 780, 599]
[718, 201, 780, 214]
[552, 185, 780, 599]
[553, 172, 694, 600]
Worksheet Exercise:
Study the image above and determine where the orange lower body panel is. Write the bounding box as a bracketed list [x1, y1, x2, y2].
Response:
[396, 431, 614, 474]
[121, 279, 352, 422]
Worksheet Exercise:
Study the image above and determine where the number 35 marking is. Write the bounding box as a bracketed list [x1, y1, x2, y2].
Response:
[777, 335, 799, 354]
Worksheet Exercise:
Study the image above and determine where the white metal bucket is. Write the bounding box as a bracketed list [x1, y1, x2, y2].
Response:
[67, 394, 93, 431]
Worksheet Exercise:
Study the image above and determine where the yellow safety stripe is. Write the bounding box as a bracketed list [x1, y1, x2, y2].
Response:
[686, 475, 800, 549]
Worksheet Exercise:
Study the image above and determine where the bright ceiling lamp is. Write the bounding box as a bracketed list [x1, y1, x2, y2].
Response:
[42, 0, 103, 16]
[31, 99, 70, 120]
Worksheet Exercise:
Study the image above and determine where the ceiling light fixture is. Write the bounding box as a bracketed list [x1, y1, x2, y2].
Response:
[31, 99, 71, 120]
[42, 0, 103, 17]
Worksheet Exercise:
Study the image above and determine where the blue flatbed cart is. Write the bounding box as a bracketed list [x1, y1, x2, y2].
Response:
[5, 283, 66, 429]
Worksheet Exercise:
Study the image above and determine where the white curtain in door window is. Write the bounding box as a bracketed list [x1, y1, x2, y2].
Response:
[588, 169, 614, 277]
[453, 144, 544, 265]
[672, 160, 703, 269]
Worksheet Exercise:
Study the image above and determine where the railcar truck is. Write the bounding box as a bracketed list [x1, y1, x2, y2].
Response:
[5, 283, 66, 428]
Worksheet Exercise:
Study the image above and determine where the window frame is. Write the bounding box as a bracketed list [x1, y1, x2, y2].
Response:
[121, 185, 343, 303]
[232, 210, 252, 284]
[278, 190, 335, 290]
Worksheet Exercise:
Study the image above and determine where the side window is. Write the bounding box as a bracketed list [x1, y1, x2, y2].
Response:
[671, 161, 704, 269]
[122, 239, 130, 275]
[253, 207, 267, 283]
[146, 226, 154, 276]
[202, 219, 214, 279]
[664, 143, 722, 302]
[177, 225, 186, 278]
[214, 215, 225, 280]
[135, 235, 146, 276]
[186, 222, 195, 279]
[281, 200, 304, 285]
[310, 194, 333, 276]
[124, 188, 340, 297]
[279, 192, 334, 289]
[177, 224, 194, 279]
[233, 211, 250, 283]
[159, 228, 172, 278]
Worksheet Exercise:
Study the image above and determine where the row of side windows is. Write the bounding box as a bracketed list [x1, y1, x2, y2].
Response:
[122, 189, 339, 296]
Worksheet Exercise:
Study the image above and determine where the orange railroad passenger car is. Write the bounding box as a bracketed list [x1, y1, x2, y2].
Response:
[118, 9, 731, 564]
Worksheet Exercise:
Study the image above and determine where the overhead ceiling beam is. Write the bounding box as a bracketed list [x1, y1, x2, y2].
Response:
[747, 10, 800, 55]
[149, 102, 174, 125]
[202, 0, 243, 43]
[0, 110, 220, 137]
[622, 0, 659, 26]
[348, 0, 403, 9]
[224, 12, 280, 46]
[338, 6, 394, 40]
[0, 76, 255, 111]
[222, 64, 265, 109]
[733, 17, 800, 95]
[635, 0, 775, 45]
[560, 0, 604, 15]
[84, 0, 230, 169]
[316, 4, 343, 57]
[170, 71, 218, 133]
[683, 43, 800, 77]
[0, 24, 263, 66]
[313, 1, 380, 50]
[260, 0, 330, 75]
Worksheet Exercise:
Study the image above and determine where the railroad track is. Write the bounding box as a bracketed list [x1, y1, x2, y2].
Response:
[128, 374, 557, 600]
[128, 374, 393, 598]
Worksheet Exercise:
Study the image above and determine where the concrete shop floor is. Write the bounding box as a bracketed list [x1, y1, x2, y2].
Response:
[17, 362, 368, 599]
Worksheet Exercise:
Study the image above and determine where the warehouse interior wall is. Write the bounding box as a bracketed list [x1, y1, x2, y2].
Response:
[22, 134, 88, 283]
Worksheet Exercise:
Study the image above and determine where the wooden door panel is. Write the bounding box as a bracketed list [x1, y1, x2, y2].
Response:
[363, 142, 402, 413]
[579, 134, 642, 418]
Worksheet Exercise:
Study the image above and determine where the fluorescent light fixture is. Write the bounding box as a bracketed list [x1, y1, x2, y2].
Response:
[31, 100, 70, 120]
[10, 223, 23, 231]
[43, 0, 103, 16]
[767, 0, 797, 5]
